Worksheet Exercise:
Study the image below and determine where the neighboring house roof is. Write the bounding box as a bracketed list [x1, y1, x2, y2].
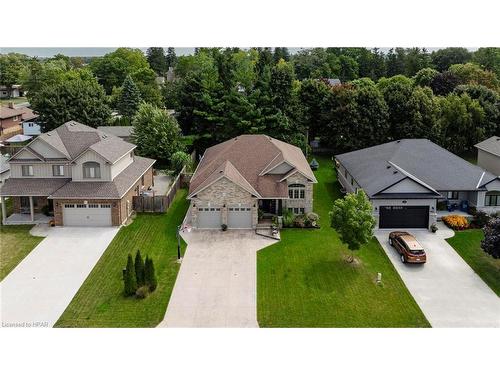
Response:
[97, 126, 134, 138]
[0, 105, 25, 120]
[326, 78, 341, 86]
[0, 178, 70, 197]
[189, 135, 316, 199]
[35, 121, 135, 162]
[335, 139, 496, 197]
[0, 154, 10, 174]
[49, 156, 155, 199]
[475, 136, 500, 157]
[21, 108, 38, 122]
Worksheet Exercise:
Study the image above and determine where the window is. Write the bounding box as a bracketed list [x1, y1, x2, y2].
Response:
[13, 115, 18, 121]
[288, 184, 305, 200]
[88, 204, 99, 208]
[21, 165, 34, 176]
[52, 165, 64, 176]
[288, 207, 305, 215]
[447, 191, 459, 200]
[101, 204, 111, 208]
[76, 204, 86, 208]
[64, 204, 75, 208]
[485, 191, 500, 206]
[83, 162, 100, 179]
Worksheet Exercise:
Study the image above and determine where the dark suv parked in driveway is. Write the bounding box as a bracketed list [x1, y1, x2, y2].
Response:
[389, 231, 427, 264]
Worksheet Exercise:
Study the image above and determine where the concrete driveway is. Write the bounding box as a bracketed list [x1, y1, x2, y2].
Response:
[158, 230, 275, 328]
[1, 226, 118, 328]
[375, 223, 500, 328]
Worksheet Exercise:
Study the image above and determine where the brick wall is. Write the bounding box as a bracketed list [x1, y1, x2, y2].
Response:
[283, 174, 314, 213]
[118, 166, 154, 224]
[11, 196, 48, 214]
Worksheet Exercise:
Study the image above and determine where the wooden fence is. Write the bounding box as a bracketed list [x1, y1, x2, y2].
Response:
[133, 165, 186, 213]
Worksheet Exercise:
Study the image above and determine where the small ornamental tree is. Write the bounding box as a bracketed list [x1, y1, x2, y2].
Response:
[134, 250, 145, 286]
[123, 254, 137, 296]
[117, 75, 142, 119]
[145, 256, 158, 292]
[171, 151, 192, 173]
[329, 190, 376, 262]
[481, 217, 500, 259]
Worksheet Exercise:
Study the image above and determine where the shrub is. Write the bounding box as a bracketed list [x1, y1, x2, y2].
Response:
[306, 212, 320, 227]
[293, 214, 306, 228]
[135, 285, 150, 299]
[123, 254, 137, 296]
[171, 151, 192, 173]
[481, 217, 500, 259]
[144, 256, 158, 292]
[472, 211, 491, 228]
[282, 210, 294, 227]
[442, 215, 470, 230]
[135, 250, 145, 286]
[430, 223, 439, 233]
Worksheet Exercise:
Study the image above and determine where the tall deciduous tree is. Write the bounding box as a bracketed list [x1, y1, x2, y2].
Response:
[132, 103, 185, 165]
[117, 75, 142, 119]
[330, 190, 376, 262]
[431, 47, 472, 72]
[146, 47, 168, 75]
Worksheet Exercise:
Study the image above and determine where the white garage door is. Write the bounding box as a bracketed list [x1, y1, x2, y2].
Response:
[63, 203, 112, 227]
[228, 206, 252, 229]
[197, 207, 222, 229]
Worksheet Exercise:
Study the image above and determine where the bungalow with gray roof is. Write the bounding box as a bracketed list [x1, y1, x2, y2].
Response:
[335, 139, 500, 229]
[0, 121, 155, 226]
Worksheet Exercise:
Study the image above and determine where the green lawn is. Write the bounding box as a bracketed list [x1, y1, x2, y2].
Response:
[55, 189, 190, 327]
[257, 156, 430, 327]
[0, 225, 44, 281]
[0, 96, 28, 105]
[446, 229, 500, 296]
[0, 197, 13, 223]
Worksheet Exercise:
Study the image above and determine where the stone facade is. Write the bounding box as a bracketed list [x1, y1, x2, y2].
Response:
[190, 177, 258, 228]
[283, 173, 314, 213]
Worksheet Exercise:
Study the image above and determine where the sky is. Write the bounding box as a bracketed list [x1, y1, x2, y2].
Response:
[0, 47, 478, 58]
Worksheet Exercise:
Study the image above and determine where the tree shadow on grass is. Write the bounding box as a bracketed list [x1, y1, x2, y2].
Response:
[303, 259, 361, 293]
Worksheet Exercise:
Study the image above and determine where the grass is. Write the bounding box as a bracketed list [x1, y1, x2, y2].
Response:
[0, 197, 13, 222]
[0, 97, 28, 105]
[55, 189, 190, 327]
[0, 225, 44, 281]
[257, 155, 430, 327]
[446, 229, 500, 296]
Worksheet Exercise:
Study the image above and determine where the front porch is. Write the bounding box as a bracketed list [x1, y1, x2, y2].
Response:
[3, 212, 53, 225]
[1, 195, 53, 225]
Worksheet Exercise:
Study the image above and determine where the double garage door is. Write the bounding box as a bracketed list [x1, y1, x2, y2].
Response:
[63, 203, 112, 227]
[197, 206, 252, 229]
[379, 205, 429, 229]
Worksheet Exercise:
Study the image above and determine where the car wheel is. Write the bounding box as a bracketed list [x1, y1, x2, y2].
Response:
[401, 255, 406, 263]
[389, 238, 393, 246]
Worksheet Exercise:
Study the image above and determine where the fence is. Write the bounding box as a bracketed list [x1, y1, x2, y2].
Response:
[133, 165, 186, 213]
[0, 145, 23, 156]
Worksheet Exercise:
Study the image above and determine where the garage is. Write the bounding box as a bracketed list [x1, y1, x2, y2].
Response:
[197, 207, 222, 229]
[379, 205, 429, 229]
[227, 206, 252, 229]
[63, 203, 112, 227]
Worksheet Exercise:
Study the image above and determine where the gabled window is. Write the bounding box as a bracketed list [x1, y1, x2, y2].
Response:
[288, 184, 305, 199]
[485, 191, 500, 206]
[21, 165, 34, 176]
[83, 161, 101, 179]
[52, 165, 64, 176]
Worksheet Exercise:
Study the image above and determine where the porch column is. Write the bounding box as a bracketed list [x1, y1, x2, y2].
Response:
[1, 197, 6, 224]
[29, 196, 34, 222]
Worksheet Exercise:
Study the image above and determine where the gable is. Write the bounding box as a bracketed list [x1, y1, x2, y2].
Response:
[195, 176, 254, 201]
[10, 148, 41, 160]
[484, 178, 500, 191]
[29, 138, 67, 159]
[379, 177, 436, 194]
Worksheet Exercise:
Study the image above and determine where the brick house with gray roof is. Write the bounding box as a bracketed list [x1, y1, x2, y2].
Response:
[0, 121, 155, 226]
[188, 135, 317, 229]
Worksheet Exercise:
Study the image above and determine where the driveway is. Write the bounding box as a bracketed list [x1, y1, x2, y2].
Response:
[158, 230, 275, 327]
[375, 223, 500, 328]
[0, 226, 118, 328]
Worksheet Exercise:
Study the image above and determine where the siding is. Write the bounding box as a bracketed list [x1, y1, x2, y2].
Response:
[30, 138, 66, 159]
[71, 150, 111, 181]
[110, 153, 133, 180]
[10, 163, 71, 178]
[477, 149, 500, 176]
[383, 178, 432, 194]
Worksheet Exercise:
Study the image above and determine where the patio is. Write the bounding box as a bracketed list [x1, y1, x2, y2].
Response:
[3, 213, 52, 225]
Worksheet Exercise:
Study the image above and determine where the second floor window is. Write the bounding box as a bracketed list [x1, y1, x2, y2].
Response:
[21, 165, 34, 176]
[52, 165, 64, 176]
[83, 162, 101, 179]
[288, 184, 305, 199]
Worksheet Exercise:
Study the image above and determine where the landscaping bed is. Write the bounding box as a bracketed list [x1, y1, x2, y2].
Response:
[55, 189, 189, 327]
[446, 229, 500, 296]
[257, 156, 430, 327]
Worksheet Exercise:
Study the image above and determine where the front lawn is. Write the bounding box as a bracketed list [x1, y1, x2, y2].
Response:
[447, 229, 500, 296]
[55, 189, 189, 327]
[257, 156, 430, 327]
[0, 225, 43, 281]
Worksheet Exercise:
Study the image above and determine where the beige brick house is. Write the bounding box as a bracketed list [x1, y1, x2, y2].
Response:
[188, 135, 317, 229]
[0, 121, 155, 226]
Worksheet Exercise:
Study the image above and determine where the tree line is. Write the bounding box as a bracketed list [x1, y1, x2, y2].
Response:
[1, 47, 499, 160]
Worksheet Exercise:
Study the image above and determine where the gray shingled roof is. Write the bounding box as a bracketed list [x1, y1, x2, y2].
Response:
[97, 126, 133, 138]
[49, 156, 155, 199]
[0, 154, 9, 174]
[0, 178, 70, 196]
[335, 139, 497, 197]
[475, 136, 500, 157]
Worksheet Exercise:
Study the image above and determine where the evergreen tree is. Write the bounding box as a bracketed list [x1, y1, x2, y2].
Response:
[123, 254, 137, 296]
[166, 47, 177, 68]
[145, 256, 158, 292]
[134, 250, 145, 287]
[273, 47, 290, 62]
[117, 75, 142, 119]
[146, 47, 168, 75]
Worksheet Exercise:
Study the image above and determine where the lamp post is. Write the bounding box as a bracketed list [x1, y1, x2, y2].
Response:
[176, 225, 182, 263]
